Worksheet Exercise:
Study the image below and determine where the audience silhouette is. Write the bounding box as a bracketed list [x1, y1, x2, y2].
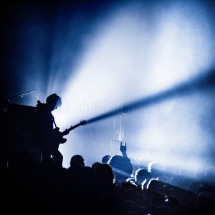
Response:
[67, 154, 85, 181]
[101, 154, 111, 164]
[107, 142, 134, 186]
[134, 167, 151, 190]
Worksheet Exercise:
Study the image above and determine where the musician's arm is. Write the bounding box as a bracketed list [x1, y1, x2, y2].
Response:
[62, 128, 70, 136]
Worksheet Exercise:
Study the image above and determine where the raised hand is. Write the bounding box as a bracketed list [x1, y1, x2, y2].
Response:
[120, 142, 127, 154]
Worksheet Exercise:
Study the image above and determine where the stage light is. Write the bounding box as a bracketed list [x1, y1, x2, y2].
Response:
[49, 1, 215, 188]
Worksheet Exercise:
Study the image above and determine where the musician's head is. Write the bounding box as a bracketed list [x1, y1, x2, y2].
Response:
[46, 93, 62, 111]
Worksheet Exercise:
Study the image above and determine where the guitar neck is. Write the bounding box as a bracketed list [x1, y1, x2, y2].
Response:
[63, 120, 86, 135]
[67, 123, 81, 133]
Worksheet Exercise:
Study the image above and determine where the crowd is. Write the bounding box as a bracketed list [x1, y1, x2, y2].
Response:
[1, 142, 215, 215]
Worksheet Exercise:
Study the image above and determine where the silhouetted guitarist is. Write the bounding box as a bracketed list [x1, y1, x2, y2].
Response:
[35, 93, 86, 169]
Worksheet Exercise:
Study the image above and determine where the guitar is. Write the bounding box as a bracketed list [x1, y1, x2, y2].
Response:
[52, 120, 87, 145]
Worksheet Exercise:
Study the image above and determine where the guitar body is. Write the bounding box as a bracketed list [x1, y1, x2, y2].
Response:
[50, 120, 86, 149]
[53, 127, 67, 144]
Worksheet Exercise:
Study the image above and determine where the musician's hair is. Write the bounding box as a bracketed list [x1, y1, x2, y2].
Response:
[46, 93, 62, 107]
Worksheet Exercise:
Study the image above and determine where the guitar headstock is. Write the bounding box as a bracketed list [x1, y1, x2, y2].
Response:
[80, 119, 87, 125]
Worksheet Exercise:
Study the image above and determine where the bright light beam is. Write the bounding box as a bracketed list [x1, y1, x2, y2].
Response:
[49, 1, 215, 184]
[85, 71, 215, 124]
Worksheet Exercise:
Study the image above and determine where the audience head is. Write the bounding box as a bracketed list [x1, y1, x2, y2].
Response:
[94, 163, 114, 184]
[135, 168, 150, 184]
[134, 167, 151, 190]
[108, 155, 133, 185]
[92, 162, 102, 169]
[102, 155, 111, 164]
[69, 154, 85, 169]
